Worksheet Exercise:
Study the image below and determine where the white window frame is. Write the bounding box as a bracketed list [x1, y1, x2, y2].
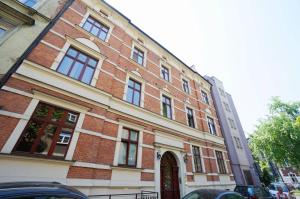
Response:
[50, 36, 106, 87]
[113, 120, 144, 168]
[79, 7, 114, 43]
[160, 59, 172, 82]
[123, 72, 145, 108]
[201, 90, 210, 105]
[215, 150, 228, 174]
[185, 105, 197, 128]
[182, 78, 191, 94]
[207, 115, 217, 136]
[190, 144, 205, 173]
[130, 40, 147, 67]
[160, 91, 175, 120]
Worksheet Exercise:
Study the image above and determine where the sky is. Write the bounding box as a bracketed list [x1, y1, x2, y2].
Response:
[106, 0, 300, 136]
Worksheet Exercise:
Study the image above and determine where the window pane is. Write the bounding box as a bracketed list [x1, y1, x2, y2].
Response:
[99, 31, 107, 41]
[78, 53, 87, 62]
[15, 122, 42, 152]
[133, 91, 140, 106]
[81, 67, 94, 84]
[128, 143, 137, 166]
[128, 79, 134, 87]
[126, 88, 133, 103]
[34, 104, 49, 118]
[118, 142, 127, 164]
[130, 131, 138, 141]
[57, 57, 73, 75]
[137, 56, 143, 65]
[135, 82, 141, 91]
[122, 129, 129, 139]
[53, 129, 72, 157]
[35, 124, 57, 155]
[67, 48, 77, 57]
[69, 62, 84, 79]
[83, 22, 92, 32]
[88, 58, 97, 68]
[91, 26, 99, 36]
[51, 108, 64, 122]
[0, 28, 6, 38]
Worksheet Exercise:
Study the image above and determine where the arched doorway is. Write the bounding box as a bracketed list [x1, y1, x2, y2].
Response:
[160, 151, 180, 199]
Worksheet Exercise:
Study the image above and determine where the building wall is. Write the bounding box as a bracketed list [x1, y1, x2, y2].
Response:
[0, 0, 235, 197]
[206, 76, 260, 186]
[0, 0, 67, 78]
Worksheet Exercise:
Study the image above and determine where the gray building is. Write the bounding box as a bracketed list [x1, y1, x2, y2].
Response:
[206, 76, 261, 186]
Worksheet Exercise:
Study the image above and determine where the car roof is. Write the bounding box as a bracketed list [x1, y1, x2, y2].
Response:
[0, 181, 87, 198]
[193, 189, 239, 197]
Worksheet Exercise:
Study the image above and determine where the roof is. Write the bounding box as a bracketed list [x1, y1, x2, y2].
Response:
[0, 181, 87, 199]
[101, 0, 212, 86]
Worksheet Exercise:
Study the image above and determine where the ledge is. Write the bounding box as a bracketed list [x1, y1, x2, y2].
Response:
[0, 153, 74, 165]
[111, 166, 143, 172]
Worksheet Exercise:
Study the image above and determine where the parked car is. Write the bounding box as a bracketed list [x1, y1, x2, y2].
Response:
[234, 185, 273, 199]
[268, 183, 290, 199]
[182, 189, 244, 199]
[0, 181, 88, 199]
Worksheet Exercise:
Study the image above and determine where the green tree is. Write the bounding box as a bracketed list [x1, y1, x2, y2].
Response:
[249, 97, 300, 169]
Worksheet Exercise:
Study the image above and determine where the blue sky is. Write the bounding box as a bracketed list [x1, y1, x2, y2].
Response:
[106, 0, 300, 136]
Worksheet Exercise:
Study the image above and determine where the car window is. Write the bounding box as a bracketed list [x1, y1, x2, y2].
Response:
[220, 193, 244, 199]
[269, 184, 275, 190]
[234, 186, 248, 196]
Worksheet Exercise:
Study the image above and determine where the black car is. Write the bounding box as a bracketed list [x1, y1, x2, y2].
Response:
[0, 181, 88, 199]
[182, 189, 244, 199]
[234, 185, 273, 199]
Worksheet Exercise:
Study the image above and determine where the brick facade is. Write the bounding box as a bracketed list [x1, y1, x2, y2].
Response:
[0, 0, 235, 196]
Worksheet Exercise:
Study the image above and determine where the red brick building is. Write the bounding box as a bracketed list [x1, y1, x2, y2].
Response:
[0, 0, 235, 197]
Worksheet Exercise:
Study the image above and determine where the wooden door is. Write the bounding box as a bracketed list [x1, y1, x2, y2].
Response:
[160, 152, 180, 199]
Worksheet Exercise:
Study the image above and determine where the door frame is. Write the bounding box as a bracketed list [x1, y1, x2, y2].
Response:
[155, 149, 186, 199]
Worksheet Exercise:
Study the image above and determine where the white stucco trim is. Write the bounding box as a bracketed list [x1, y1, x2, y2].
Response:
[123, 72, 146, 108]
[1, 98, 39, 153]
[14, 62, 225, 145]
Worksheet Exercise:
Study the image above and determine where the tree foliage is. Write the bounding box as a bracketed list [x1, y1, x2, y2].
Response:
[249, 97, 300, 169]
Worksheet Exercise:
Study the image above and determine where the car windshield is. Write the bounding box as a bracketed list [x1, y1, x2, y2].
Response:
[275, 184, 289, 192]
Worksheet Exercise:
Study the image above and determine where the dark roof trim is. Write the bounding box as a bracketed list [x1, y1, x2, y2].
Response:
[0, 0, 75, 88]
[101, 0, 212, 86]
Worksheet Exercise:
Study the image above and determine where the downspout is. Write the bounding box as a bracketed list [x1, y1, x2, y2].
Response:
[0, 0, 75, 88]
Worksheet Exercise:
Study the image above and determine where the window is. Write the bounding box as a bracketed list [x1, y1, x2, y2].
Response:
[207, 116, 216, 135]
[289, 173, 298, 183]
[182, 79, 190, 93]
[187, 107, 195, 128]
[118, 128, 139, 167]
[216, 150, 226, 174]
[234, 137, 243, 149]
[223, 102, 231, 112]
[13, 103, 78, 158]
[132, 47, 144, 65]
[126, 78, 141, 106]
[162, 95, 172, 119]
[57, 47, 98, 84]
[219, 88, 225, 97]
[0, 18, 16, 39]
[161, 65, 170, 81]
[192, 146, 203, 173]
[82, 16, 109, 41]
[18, 0, 38, 7]
[228, 118, 236, 129]
[201, 91, 209, 104]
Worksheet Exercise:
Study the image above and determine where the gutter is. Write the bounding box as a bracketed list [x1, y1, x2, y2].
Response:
[0, 0, 75, 88]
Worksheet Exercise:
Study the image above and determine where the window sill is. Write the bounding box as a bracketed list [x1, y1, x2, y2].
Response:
[2, 152, 74, 165]
[111, 165, 143, 171]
